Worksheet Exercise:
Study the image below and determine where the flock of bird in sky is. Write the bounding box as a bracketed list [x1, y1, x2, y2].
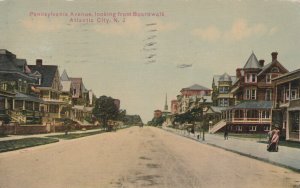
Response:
[143, 22, 192, 68]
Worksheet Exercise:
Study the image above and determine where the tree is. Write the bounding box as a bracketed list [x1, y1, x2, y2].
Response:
[92, 95, 119, 131]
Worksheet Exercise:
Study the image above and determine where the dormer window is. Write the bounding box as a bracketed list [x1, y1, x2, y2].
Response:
[271, 67, 279, 73]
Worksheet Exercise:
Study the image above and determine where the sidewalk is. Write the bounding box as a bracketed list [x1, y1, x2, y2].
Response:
[0, 128, 104, 141]
[163, 127, 300, 172]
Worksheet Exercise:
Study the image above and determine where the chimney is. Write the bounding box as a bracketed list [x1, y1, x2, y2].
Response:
[259, 59, 265, 67]
[236, 68, 241, 77]
[271, 52, 278, 62]
[36, 59, 43, 66]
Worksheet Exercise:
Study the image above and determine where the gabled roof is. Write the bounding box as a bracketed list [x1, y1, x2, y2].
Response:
[70, 77, 83, 98]
[181, 84, 211, 91]
[0, 50, 22, 72]
[213, 74, 236, 84]
[219, 72, 232, 81]
[243, 52, 262, 69]
[28, 65, 58, 87]
[61, 69, 69, 81]
[257, 60, 289, 76]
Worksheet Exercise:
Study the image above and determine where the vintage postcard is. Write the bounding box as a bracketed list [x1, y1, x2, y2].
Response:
[0, 0, 300, 187]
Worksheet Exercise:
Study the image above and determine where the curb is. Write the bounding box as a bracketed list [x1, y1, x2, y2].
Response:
[162, 128, 300, 173]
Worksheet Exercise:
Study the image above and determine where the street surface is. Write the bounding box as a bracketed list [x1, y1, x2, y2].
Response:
[0, 126, 299, 188]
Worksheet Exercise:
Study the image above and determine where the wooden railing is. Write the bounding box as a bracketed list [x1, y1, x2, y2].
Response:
[229, 117, 271, 123]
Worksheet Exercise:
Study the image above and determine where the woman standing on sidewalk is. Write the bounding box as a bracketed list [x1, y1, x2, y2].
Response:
[267, 125, 280, 152]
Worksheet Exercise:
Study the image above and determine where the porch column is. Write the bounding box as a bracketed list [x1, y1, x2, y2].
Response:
[12, 99, 15, 110]
[283, 87, 286, 103]
[286, 111, 290, 140]
[232, 110, 235, 122]
[58, 105, 61, 118]
[33, 102, 35, 111]
[22, 100, 25, 110]
[275, 84, 278, 107]
[4, 98, 8, 109]
[259, 110, 262, 123]
[289, 82, 292, 101]
[299, 111, 300, 141]
[243, 109, 247, 121]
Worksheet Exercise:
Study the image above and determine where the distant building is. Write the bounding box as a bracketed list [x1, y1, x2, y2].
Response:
[171, 99, 178, 114]
[212, 73, 236, 107]
[177, 84, 212, 113]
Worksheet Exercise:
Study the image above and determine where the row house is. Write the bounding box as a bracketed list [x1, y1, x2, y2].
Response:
[222, 52, 288, 133]
[212, 73, 236, 107]
[176, 84, 212, 114]
[0, 50, 43, 124]
[272, 69, 300, 142]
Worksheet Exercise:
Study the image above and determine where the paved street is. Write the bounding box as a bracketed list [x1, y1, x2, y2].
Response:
[0, 126, 299, 188]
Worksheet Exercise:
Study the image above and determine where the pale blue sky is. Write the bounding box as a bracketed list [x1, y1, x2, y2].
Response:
[1, 0, 300, 122]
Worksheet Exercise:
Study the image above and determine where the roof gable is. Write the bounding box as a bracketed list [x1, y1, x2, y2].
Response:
[243, 52, 262, 69]
[258, 60, 289, 76]
[61, 69, 69, 81]
[28, 65, 58, 87]
[182, 84, 211, 91]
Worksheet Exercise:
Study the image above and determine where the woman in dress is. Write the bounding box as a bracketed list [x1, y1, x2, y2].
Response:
[267, 125, 280, 152]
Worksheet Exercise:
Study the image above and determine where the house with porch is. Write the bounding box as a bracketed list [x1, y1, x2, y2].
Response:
[211, 52, 288, 133]
[272, 69, 300, 142]
[0, 49, 43, 124]
[28, 59, 67, 124]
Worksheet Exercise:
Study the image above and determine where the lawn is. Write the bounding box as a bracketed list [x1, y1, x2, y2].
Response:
[0, 137, 59, 153]
[216, 133, 268, 141]
[47, 130, 106, 140]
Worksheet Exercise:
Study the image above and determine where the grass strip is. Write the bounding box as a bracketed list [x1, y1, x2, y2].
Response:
[47, 130, 106, 140]
[0, 137, 59, 153]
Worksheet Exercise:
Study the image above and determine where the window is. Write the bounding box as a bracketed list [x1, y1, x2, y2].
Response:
[245, 73, 257, 83]
[262, 111, 270, 119]
[249, 126, 256, 131]
[266, 74, 272, 83]
[219, 98, 229, 107]
[251, 74, 257, 82]
[244, 88, 256, 100]
[271, 67, 279, 73]
[73, 89, 77, 95]
[264, 126, 270, 131]
[245, 89, 251, 100]
[290, 111, 299, 132]
[265, 89, 272, 101]
[219, 86, 229, 94]
[251, 89, 256, 100]
[286, 90, 290, 100]
[0, 83, 7, 91]
[291, 89, 297, 100]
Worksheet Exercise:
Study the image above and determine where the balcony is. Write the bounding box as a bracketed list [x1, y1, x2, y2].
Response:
[228, 117, 271, 124]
